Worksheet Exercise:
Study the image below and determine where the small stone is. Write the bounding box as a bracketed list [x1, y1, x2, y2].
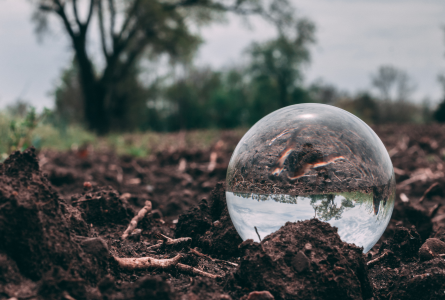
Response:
[81, 237, 109, 258]
[292, 251, 310, 273]
[304, 243, 312, 250]
[246, 291, 275, 300]
[419, 238, 445, 261]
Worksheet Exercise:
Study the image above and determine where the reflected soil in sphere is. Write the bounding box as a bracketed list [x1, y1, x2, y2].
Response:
[226, 104, 395, 252]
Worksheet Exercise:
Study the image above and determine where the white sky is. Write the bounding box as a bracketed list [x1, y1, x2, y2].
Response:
[1, 0, 445, 110]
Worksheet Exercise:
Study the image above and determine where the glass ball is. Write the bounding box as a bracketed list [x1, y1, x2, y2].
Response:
[226, 103, 395, 253]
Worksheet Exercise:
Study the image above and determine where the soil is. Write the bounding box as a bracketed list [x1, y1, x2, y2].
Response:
[1, 124, 445, 299]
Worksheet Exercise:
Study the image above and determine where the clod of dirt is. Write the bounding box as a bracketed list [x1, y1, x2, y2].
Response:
[71, 186, 134, 226]
[0, 149, 101, 285]
[131, 276, 176, 300]
[99, 275, 176, 300]
[0, 253, 36, 299]
[175, 199, 212, 242]
[210, 182, 227, 220]
[391, 202, 433, 241]
[60, 202, 89, 236]
[243, 291, 275, 300]
[230, 219, 372, 300]
[81, 237, 110, 259]
[197, 213, 243, 257]
[419, 238, 445, 261]
[378, 225, 422, 264]
[198, 182, 243, 257]
[181, 277, 232, 300]
[175, 183, 243, 257]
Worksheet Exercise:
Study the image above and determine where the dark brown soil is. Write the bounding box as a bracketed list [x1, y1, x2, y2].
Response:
[1, 124, 445, 299]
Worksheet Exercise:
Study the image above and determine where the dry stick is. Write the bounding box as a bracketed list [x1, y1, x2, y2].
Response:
[419, 182, 439, 203]
[430, 203, 442, 218]
[191, 248, 238, 267]
[367, 251, 389, 267]
[176, 263, 222, 279]
[122, 200, 152, 240]
[147, 233, 191, 250]
[114, 254, 221, 278]
[114, 254, 182, 270]
[254, 226, 262, 242]
[208, 152, 218, 172]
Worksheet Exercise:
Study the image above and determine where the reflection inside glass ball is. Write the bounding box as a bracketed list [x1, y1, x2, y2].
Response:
[226, 103, 395, 253]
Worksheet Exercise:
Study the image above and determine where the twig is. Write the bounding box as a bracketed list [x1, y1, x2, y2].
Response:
[114, 254, 182, 270]
[367, 251, 389, 267]
[114, 254, 221, 278]
[176, 263, 222, 279]
[208, 152, 217, 172]
[190, 248, 238, 267]
[122, 201, 152, 239]
[254, 226, 262, 242]
[429, 203, 442, 218]
[147, 233, 191, 250]
[419, 182, 439, 203]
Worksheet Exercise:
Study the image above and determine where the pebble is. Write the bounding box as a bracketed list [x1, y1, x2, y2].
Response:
[292, 251, 310, 273]
[419, 238, 445, 261]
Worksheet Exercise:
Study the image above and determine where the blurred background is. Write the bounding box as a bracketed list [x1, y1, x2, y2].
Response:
[1, 0, 445, 156]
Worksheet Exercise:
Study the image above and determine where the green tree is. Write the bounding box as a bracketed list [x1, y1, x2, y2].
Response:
[31, 0, 298, 134]
[245, 19, 315, 122]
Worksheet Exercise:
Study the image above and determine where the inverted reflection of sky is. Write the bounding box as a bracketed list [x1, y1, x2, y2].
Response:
[226, 192, 393, 252]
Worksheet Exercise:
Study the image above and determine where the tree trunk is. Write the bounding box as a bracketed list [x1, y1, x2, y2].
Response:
[83, 82, 110, 135]
[74, 39, 111, 135]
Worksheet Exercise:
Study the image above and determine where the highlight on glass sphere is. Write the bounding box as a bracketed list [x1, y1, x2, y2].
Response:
[226, 103, 395, 253]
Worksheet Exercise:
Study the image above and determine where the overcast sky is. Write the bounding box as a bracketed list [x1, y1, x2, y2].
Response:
[1, 0, 445, 110]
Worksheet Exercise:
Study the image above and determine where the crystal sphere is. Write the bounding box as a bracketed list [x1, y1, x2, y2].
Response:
[226, 103, 395, 252]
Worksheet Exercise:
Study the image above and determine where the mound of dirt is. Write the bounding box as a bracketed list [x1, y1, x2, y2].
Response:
[175, 182, 243, 258]
[229, 219, 372, 300]
[0, 149, 107, 299]
[0, 149, 100, 281]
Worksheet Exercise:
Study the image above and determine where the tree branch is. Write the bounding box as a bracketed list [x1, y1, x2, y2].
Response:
[116, 0, 141, 44]
[115, 38, 149, 80]
[108, 0, 117, 46]
[72, 0, 82, 29]
[85, 0, 95, 28]
[54, 0, 77, 41]
[98, 0, 110, 58]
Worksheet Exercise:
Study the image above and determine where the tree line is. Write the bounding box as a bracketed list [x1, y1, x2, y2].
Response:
[28, 0, 445, 134]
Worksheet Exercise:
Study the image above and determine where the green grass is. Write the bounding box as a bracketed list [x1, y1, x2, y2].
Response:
[0, 113, 246, 159]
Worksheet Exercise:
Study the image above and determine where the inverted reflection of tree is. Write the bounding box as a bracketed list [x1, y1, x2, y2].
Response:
[310, 195, 355, 221]
[231, 190, 394, 221]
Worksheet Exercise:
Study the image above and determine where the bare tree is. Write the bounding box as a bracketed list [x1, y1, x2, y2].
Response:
[31, 0, 296, 134]
[371, 65, 417, 123]
[371, 65, 416, 102]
